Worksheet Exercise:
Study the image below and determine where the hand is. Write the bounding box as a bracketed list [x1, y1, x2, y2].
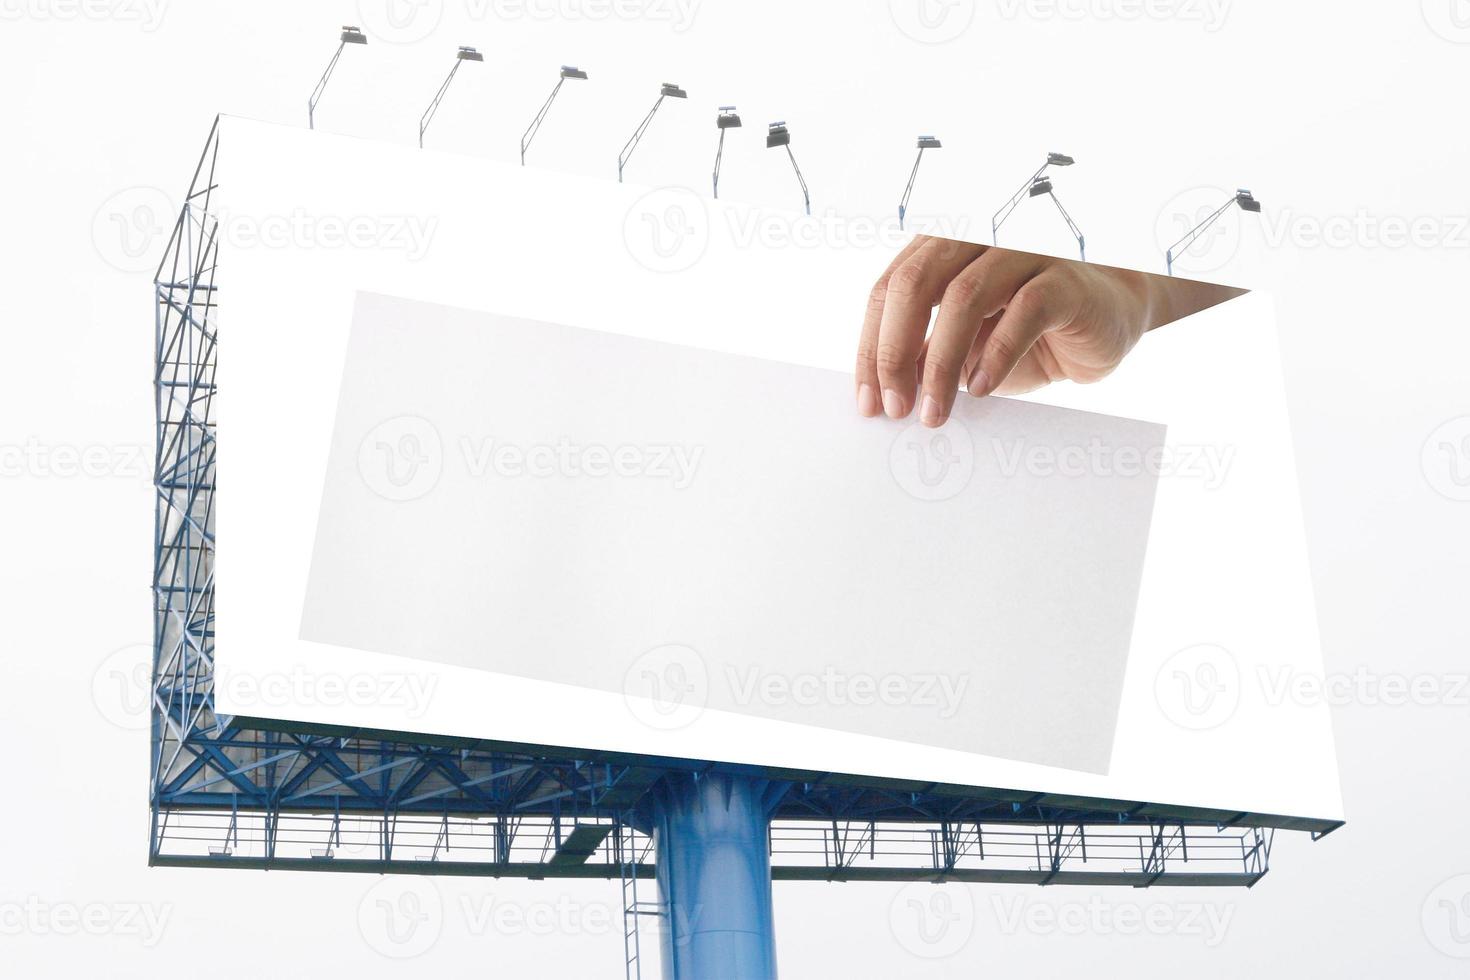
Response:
[854, 236, 1243, 426]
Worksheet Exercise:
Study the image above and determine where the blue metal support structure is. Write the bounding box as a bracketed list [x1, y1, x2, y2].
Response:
[648, 773, 787, 980]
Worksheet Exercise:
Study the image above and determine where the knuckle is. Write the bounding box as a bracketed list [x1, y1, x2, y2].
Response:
[875, 342, 912, 374]
[866, 280, 890, 316]
[941, 274, 984, 310]
[1009, 280, 1054, 321]
[885, 261, 930, 299]
[923, 353, 961, 384]
[986, 334, 1020, 368]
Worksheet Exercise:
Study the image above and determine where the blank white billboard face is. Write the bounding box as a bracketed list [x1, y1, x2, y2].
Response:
[212, 117, 1343, 824]
[299, 295, 1164, 772]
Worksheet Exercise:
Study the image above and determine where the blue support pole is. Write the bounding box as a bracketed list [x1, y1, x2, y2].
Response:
[651, 773, 784, 980]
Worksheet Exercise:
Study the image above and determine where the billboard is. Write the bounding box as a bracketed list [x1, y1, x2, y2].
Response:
[211, 116, 1342, 824]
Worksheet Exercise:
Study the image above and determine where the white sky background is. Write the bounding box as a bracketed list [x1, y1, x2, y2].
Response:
[1, 0, 1468, 976]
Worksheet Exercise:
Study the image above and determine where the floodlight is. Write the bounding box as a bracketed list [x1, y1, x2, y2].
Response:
[521, 64, 590, 165]
[617, 82, 689, 182]
[713, 106, 742, 198]
[899, 134, 943, 230]
[765, 122, 809, 215]
[1165, 187, 1264, 274]
[1026, 176, 1086, 261]
[418, 45, 483, 148]
[308, 25, 369, 130]
[992, 150, 1076, 244]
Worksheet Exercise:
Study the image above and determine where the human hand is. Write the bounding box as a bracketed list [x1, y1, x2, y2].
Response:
[854, 237, 1243, 426]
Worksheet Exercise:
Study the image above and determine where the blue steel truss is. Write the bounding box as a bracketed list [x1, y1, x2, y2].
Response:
[150, 117, 1338, 893]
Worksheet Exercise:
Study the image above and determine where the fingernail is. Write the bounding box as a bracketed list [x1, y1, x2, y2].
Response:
[857, 383, 878, 417]
[920, 394, 943, 427]
[967, 366, 991, 397]
[882, 388, 905, 419]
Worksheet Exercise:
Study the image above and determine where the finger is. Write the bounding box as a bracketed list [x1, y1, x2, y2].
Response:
[856, 236, 929, 416]
[919, 249, 1046, 425]
[967, 272, 1072, 398]
[875, 237, 985, 418]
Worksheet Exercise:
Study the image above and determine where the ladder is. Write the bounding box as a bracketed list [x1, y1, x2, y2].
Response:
[619, 816, 663, 980]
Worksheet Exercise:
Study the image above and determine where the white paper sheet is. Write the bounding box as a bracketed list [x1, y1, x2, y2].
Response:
[298, 295, 1163, 772]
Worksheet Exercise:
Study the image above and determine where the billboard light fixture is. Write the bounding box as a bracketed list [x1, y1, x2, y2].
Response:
[418, 45, 484, 147]
[1166, 187, 1264, 273]
[618, 82, 688, 182]
[521, 64, 590, 165]
[1026, 176, 1086, 261]
[308, 25, 369, 130]
[765, 121, 808, 214]
[713, 105, 742, 198]
[992, 150, 1076, 243]
[900, 134, 943, 229]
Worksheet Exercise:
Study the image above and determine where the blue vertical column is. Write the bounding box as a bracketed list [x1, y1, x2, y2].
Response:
[651, 773, 783, 980]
